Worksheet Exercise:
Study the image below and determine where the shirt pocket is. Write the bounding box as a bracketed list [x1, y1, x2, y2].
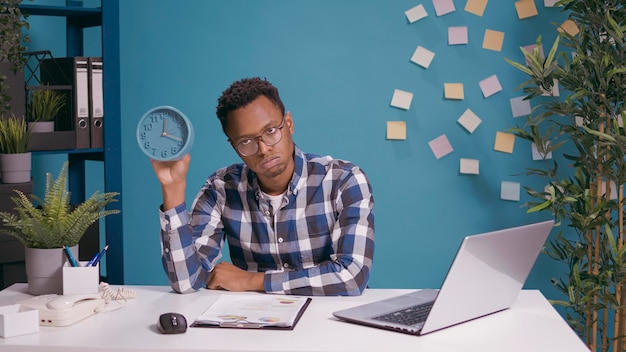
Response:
[296, 225, 332, 269]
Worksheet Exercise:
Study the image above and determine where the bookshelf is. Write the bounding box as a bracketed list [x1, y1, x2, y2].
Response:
[18, 0, 124, 284]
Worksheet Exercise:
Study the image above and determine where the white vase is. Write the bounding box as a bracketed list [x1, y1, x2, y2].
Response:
[24, 245, 78, 295]
[28, 121, 54, 133]
[0, 152, 31, 183]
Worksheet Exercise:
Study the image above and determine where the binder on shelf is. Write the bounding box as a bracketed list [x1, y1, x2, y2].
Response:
[88, 57, 104, 148]
[40, 57, 91, 149]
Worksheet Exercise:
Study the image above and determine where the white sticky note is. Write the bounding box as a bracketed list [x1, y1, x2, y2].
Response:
[602, 180, 618, 200]
[510, 96, 531, 117]
[448, 26, 469, 45]
[410, 46, 436, 68]
[433, 0, 455, 16]
[405, 4, 428, 23]
[428, 134, 454, 159]
[531, 142, 553, 160]
[501, 181, 521, 201]
[460, 158, 480, 174]
[390, 89, 414, 110]
[575, 116, 584, 127]
[457, 108, 482, 133]
[479, 74, 503, 98]
[544, 0, 559, 6]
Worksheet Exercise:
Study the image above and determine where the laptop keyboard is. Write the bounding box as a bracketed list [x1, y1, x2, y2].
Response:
[371, 301, 434, 326]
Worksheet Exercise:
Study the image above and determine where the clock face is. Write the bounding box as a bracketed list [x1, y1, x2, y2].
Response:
[136, 106, 194, 161]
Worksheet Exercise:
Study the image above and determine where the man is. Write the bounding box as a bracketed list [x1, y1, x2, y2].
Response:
[152, 77, 374, 296]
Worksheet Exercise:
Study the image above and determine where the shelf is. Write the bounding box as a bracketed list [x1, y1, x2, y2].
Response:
[19, 4, 102, 28]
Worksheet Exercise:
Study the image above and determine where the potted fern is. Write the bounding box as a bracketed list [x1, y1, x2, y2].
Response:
[0, 114, 31, 183]
[26, 88, 66, 132]
[0, 161, 120, 294]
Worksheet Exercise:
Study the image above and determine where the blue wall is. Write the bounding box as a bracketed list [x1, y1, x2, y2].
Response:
[30, 0, 570, 299]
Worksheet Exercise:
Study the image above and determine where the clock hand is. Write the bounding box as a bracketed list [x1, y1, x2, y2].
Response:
[161, 119, 168, 136]
[163, 134, 183, 142]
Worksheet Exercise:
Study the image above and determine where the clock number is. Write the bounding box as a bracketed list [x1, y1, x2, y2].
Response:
[144, 141, 151, 149]
[143, 123, 153, 131]
[171, 146, 178, 155]
[161, 150, 168, 158]
[140, 131, 147, 139]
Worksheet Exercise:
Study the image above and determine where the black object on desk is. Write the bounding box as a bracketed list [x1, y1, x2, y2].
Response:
[157, 312, 188, 334]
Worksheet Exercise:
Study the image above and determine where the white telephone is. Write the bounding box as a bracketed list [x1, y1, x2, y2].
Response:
[19, 293, 105, 327]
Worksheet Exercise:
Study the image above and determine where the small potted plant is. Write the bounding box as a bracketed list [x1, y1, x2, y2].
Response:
[0, 161, 120, 294]
[0, 114, 31, 183]
[26, 88, 66, 132]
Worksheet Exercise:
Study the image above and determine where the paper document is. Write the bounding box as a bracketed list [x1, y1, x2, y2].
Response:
[192, 294, 311, 329]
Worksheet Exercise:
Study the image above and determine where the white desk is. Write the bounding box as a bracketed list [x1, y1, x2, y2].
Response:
[0, 284, 589, 352]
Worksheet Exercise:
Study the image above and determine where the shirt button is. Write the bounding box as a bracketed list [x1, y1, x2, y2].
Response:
[265, 211, 270, 216]
[283, 263, 289, 268]
[278, 237, 284, 243]
[164, 248, 170, 253]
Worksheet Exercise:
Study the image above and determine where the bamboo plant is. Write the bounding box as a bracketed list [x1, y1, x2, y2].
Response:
[0, 161, 120, 249]
[26, 88, 66, 122]
[504, 1, 626, 351]
[0, 114, 30, 153]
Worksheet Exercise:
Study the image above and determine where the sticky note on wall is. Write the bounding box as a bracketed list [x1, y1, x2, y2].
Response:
[457, 109, 482, 133]
[482, 29, 504, 52]
[494, 132, 515, 153]
[460, 158, 480, 174]
[411, 46, 436, 68]
[501, 181, 521, 201]
[387, 121, 407, 140]
[390, 89, 414, 110]
[444, 83, 464, 100]
[465, 0, 488, 16]
[429, 134, 454, 159]
[405, 4, 428, 23]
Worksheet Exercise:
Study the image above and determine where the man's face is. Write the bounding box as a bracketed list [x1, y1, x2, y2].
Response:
[225, 95, 295, 191]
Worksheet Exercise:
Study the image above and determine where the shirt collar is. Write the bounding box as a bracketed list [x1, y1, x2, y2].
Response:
[249, 144, 306, 198]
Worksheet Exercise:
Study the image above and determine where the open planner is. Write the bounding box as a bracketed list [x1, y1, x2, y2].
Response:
[191, 294, 312, 330]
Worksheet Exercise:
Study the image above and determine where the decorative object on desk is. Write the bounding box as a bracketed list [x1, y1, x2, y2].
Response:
[0, 161, 120, 294]
[0, 0, 30, 119]
[0, 114, 31, 183]
[25, 87, 66, 133]
[136, 105, 194, 161]
[505, 1, 626, 351]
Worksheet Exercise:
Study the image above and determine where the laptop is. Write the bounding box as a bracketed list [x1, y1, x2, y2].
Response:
[333, 220, 554, 335]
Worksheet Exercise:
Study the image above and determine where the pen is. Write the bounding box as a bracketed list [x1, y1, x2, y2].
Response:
[87, 244, 109, 267]
[63, 245, 79, 267]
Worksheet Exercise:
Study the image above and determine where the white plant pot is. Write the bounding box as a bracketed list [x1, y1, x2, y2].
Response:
[0, 152, 31, 184]
[28, 121, 55, 133]
[25, 245, 79, 295]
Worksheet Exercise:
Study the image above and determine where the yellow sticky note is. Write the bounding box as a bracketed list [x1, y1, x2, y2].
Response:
[387, 121, 406, 140]
[444, 83, 464, 100]
[465, 0, 488, 16]
[557, 19, 579, 36]
[515, 0, 538, 19]
[482, 29, 504, 52]
[494, 132, 515, 153]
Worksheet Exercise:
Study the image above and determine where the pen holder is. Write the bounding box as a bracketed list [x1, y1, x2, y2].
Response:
[62, 261, 99, 295]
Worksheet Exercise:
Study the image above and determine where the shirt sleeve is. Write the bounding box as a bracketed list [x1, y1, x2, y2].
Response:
[264, 165, 375, 296]
[160, 184, 225, 293]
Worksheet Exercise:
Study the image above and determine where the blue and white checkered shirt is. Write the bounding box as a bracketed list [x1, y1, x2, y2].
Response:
[159, 146, 375, 296]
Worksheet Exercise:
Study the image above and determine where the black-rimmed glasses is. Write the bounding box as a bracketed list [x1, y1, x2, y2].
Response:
[231, 115, 286, 156]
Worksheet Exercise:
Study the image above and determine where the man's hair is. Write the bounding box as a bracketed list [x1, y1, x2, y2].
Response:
[215, 77, 285, 135]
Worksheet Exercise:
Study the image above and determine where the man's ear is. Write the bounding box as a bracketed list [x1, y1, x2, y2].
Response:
[285, 111, 294, 134]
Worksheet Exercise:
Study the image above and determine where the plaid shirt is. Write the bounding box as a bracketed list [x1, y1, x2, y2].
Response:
[159, 146, 375, 296]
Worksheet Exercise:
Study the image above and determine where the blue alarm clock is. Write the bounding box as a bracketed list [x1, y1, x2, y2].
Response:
[136, 106, 194, 161]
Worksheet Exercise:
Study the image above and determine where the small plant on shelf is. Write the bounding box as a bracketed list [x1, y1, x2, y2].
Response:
[26, 88, 66, 122]
[0, 114, 30, 154]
